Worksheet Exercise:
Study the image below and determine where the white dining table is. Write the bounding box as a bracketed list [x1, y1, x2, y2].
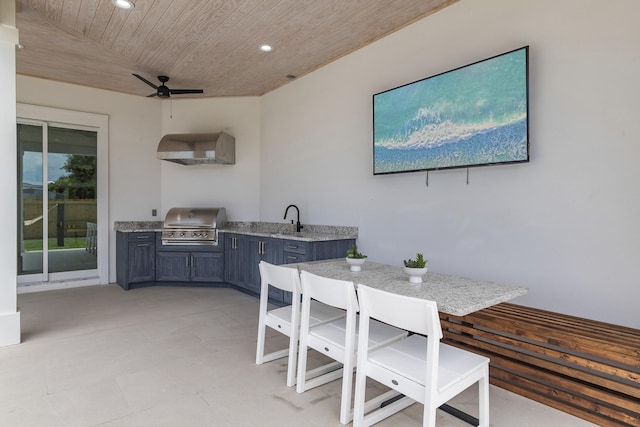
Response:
[289, 258, 528, 317]
[287, 258, 528, 426]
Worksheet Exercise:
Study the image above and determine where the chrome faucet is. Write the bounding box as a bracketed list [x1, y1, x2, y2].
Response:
[284, 204, 303, 233]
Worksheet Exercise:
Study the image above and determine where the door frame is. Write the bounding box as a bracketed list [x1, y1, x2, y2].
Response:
[17, 103, 109, 290]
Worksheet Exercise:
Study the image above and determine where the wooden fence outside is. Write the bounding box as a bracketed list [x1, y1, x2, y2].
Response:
[22, 199, 97, 239]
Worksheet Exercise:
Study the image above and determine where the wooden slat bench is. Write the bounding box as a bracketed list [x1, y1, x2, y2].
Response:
[440, 303, 640, 426]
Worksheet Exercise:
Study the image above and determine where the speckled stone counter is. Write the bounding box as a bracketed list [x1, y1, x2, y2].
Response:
[114, 221, 163, 232]
[114, 221, 357, 242]
[291, 259, 528, 316]
[221, 222, 357, 242]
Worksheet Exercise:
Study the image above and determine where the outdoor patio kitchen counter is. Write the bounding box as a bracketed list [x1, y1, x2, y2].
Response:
[114, 221, 357, 242]
[289, 259, 528, 317]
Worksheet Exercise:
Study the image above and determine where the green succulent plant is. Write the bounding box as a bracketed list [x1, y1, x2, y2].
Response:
[346, 244, 367, 259]
[403, 253, 427, 268]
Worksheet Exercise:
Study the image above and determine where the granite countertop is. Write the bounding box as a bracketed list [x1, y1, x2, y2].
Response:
[290, 259, 528, 317]
[114, 221, 357, 242]
[114, 221, 163, 232]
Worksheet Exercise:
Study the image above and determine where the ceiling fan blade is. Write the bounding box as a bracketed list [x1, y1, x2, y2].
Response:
[169, 89, 204, 95]
[133, 73, 158, 90]
[147, 93, 158, 97]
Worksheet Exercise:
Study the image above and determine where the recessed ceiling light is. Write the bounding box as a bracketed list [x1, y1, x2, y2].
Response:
[112, 0, 135, 10]
[260, 45, 273, 52]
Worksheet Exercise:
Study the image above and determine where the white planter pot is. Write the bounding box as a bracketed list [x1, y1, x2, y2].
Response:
[346, 257, 366, 272]
[404, 266, 428, 284]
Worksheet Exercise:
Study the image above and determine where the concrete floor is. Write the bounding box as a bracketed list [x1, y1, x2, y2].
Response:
[1, 285, 597, 426]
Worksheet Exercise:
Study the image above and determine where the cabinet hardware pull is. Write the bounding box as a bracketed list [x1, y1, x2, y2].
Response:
[185, 256, 189, 268]
[287, 255, 298, 260]
[287, 245, 298, 249]
[137, 243, 150, 247]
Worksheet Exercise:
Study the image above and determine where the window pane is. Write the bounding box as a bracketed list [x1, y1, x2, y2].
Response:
[17, 123, 44, 275]
[47, 126, 98, 273]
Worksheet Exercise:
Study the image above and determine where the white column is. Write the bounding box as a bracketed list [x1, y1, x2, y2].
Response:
[0, 2, 21, 346]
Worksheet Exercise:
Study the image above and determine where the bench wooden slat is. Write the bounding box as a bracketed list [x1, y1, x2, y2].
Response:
[442, 327, 640, 403]
[441, 320, 640, 389]
[485, 304, 640, 346]
[491, 374, 633, 427]
[450, 310, 640, 366]
[440, 303, 640, 427]
[443, 336, 638, 425]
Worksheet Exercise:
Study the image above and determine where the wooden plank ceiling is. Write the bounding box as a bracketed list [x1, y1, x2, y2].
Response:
[15, 0, 456, 98]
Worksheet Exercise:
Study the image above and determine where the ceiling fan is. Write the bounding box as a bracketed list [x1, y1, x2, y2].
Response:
[132, 74, 204, 98]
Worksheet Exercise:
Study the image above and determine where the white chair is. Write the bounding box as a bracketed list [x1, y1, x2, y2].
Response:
[353, 284, 490, 427]
[255, 261, 345, 387]
[86, 221, 97, 255]
[296, 271, 407, 425]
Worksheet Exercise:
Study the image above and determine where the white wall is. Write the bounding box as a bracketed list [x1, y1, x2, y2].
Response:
[159, 97, 261, 221]
[260, 0, 640, 328]
[17, 76, 162, 283]
[0, 3, 21, 346]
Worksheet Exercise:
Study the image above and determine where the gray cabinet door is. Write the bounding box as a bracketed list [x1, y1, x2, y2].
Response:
[156, 251, 190, 281]
[224, 233, 245, 287]
[127, 241, 156, 283]
[246, 236, 283, 298]
[191, 252, 224, 282]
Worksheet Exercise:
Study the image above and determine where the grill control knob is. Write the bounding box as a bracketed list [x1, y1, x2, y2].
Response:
[179, 232, 185, 237]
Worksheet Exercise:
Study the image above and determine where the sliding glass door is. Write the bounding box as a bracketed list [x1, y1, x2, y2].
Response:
[17, 121, 98, 282]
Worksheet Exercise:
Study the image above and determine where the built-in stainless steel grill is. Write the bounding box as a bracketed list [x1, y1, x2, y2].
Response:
[161, 207, 226, 245]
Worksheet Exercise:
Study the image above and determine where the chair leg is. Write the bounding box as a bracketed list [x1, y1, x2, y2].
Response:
[286, 333, 298, 387]
[424, 400, 437, 427]
[353, 362, 367, 427]
[255, 321, 266, 365]
[339, 355, 356, 424]
[478, 367, 490, 427]
[296, 336, 309, 394]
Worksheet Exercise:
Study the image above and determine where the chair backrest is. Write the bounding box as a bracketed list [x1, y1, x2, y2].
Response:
[300, 270, 359, 313]
[259, 261, 301, 294]
[356, 284, 442, 340]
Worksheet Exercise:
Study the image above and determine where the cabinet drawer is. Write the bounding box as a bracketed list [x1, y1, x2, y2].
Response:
[128, 232, 156, 242]
[282, 240, 310, 255]
[283, 252, 310, 264]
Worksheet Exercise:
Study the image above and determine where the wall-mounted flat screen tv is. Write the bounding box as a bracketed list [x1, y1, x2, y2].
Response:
[373, 46, 529, 175]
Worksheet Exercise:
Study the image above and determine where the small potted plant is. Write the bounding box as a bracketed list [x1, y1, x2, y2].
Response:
[403, 253, 428, 284]
[346, 244, 367, 272]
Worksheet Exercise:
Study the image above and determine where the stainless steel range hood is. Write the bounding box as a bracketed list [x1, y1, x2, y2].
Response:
[157, 132, 235, 165]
